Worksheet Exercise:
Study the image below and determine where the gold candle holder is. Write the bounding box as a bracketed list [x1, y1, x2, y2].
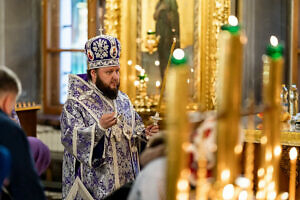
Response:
[289, 147, 298, 200]
[166, 48, 190, 200]
[216, 16, 245, 186]
[262, 36, 284, 198]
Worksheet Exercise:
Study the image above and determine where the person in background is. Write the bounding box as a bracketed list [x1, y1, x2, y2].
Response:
[127, 132, 166, 200]
[0, 145, 11, 186]
[0, 66, 45, 200]
[27, 136, 51, 176]
[11, 111, 51, 176]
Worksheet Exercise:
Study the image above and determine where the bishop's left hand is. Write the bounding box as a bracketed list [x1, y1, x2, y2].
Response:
[145, 124, 159, 138]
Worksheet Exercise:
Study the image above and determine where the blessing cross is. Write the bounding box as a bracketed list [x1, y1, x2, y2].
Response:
[99, 26, 104, 35]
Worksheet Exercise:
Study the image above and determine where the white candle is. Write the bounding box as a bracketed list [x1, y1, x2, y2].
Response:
[289, 147, 298, 200]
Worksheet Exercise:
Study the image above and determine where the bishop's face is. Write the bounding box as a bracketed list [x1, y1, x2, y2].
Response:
[91, 66, 120, 99]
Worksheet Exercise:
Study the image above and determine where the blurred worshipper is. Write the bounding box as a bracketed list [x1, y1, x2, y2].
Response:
[10, 108, 51, 176]
[104, 132, 166, 200]
[0, 66, 45, 200]
[27, 137, 51, 175]
[60, 32, 159, 200]
[127, 132, 166, 200]
[0, 146, 11, 186]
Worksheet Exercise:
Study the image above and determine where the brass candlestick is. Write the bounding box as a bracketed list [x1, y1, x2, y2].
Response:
[166, 49, 190, 200]
[261, 36, 284, 198]
[216, 16, 245, 186]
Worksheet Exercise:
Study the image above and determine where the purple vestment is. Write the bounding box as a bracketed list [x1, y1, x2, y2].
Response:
[27, 136, 51, 175]
[60, 74, 145, 199]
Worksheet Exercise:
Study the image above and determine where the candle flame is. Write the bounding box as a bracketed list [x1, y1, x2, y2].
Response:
[177, 179, 189, 191]
[258, 180, 266, 188]
[267, 191, 277, 200]
[236, 177, 250, 189]
[173, 48, 185, 60]
[268, 181, 275, 191]
[221, 169, 230, 181]
[176, 193, 189, 200]
[134, 80, 139, 86]
[228, 15, 238, 26]
[156, 80, 161, 88]
[267, 166, 274, 174]
[155, 60, 160, 66]
[289, 147, 298, 160]
[266, 152, 272, 161]
[257, 168, 265, 177]
[274, 146, 281, 156]
[280, 192, 289, 200]
[256, 191, 265, 199]
[270, 35, 278, 47]
[135, 65, 142, 71]
[238, 190, 248, 200]
[234, 144, 243, 154]
[223, 184, 235, 199]
[261, 136, 267, 144]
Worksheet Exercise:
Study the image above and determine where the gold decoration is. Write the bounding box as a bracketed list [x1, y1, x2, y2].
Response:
[245, 129, 300, 146]
[198, 0, 231, 111]
[15, 101, 41, 111]
[133, 73, 154, 113]
[118, 0, 137, 99]
[289, 84, 299, 116]
[104, 0, 121, 38]
[136, 0, 142, 65]
[144, 30, 160, 54]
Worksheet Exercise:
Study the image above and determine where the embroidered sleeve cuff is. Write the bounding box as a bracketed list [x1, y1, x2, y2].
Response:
[99, 123, 107, 131]
[95, 125, 107, 142]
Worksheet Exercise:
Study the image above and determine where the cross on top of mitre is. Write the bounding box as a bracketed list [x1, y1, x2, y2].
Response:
[99, 26, 104, 35]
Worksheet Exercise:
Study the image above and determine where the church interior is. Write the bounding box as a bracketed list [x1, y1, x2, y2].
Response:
[1, 0, 300, 199]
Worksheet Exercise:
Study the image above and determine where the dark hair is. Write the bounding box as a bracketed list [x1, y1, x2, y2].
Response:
[86, 68, 99, 81]
[0, 66, 21, 97]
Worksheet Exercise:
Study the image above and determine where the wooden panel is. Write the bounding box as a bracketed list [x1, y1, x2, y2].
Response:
[292, 0, 299, 85]
[16, 108, 40, 137]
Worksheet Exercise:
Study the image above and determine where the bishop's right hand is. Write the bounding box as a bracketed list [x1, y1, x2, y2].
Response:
[100, 112, 117, 129]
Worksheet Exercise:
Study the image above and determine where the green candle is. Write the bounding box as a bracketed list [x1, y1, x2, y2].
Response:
[221, 15, 241, 35]
[171, 48, 187, 65]
[266, 36, 283, 60]
[138, 74, 147, 80]
[147, 30, 156, 35]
